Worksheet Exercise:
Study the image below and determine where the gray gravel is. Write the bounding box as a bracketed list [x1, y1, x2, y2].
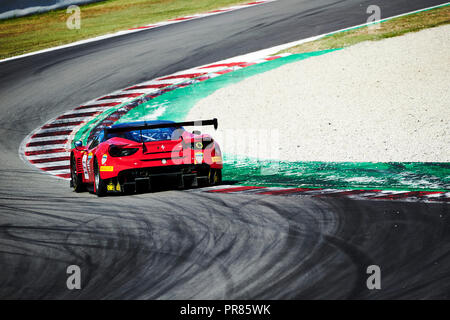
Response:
[188, 25, 450, 162]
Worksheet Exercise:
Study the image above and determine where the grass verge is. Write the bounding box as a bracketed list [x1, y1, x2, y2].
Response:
[280, 4, 450, 54]
[0, 0, 248, 59]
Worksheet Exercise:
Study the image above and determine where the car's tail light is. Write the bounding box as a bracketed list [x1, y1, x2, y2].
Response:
[109, 145, 139, 157]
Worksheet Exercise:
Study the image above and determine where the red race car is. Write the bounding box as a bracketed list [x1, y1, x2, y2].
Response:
[70, 118, 223, 196]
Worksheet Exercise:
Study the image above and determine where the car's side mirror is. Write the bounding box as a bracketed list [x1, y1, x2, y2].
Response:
[192, 130, 201, 135]
[74, 140, 83, 150]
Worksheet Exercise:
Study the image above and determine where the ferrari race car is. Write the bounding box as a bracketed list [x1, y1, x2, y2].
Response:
[70, 118, 223, 196]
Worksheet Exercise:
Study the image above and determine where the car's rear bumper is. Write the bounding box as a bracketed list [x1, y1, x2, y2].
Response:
[103, 164, 213, 193]
[99, 152, 223, 180]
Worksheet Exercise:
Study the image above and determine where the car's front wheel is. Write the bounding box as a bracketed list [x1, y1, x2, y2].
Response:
[93, 158, 107, 197]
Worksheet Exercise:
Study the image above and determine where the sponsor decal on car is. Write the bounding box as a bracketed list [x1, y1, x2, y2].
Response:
[100, 166, 114, 172]
[101, 154, 107, 165]
[212, 156, 222, 163]
[195, 152, 203, 164]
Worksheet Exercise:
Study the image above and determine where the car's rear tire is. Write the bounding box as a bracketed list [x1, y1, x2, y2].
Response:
[93, 158, 107, 197]
[70, 155, 85, 192]
[210, 168, 222, 186]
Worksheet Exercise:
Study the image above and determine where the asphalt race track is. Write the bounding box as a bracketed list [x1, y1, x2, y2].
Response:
[0, 0, 449, 299]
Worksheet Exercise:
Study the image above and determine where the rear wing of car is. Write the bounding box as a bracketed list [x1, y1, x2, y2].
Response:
[104, 118, 218, 134]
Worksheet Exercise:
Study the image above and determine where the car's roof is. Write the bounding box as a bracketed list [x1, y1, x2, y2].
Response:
[107, 120, 176, 129]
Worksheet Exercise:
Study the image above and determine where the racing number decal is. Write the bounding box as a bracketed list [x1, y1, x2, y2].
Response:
[82, 153, 89, 180]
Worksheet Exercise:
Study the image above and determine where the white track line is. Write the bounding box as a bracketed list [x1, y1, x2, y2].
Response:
[26, 152, 70, 161]
[24, 144, 68, 152]
[36, 126, 78, 133]
[33, 161, 70, 168]
[27, 135, 69, 143]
